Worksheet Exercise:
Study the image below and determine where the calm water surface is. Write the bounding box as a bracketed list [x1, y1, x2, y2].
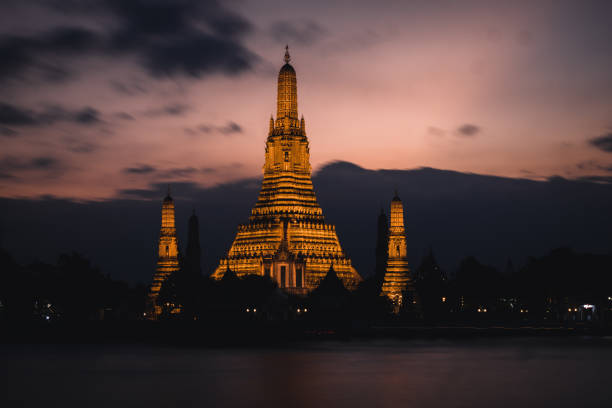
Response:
[2, 337, 611, 407]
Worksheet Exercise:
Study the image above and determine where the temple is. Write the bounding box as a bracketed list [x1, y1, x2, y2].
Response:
[381, 192, 417, 311]
[147, 188, 180, 317]
[212, 47, 362, 294]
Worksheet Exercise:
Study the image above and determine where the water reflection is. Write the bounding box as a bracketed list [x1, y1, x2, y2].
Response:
[2, 338, 611, 407]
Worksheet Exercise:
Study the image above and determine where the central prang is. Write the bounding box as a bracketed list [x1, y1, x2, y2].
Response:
[212, 48, 362, 294]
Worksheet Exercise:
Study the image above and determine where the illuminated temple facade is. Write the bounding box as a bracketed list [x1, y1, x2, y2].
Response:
[381, 193, 417, 310]
[148, 189, 180, 317]
[211, 48, 362, 294]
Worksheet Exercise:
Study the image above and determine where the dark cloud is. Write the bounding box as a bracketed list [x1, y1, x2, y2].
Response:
[159, 166, 218, 178]
[137, 31, 256, 78]
[68, 142, 98, 154]
[159, 167, 199, 178]
[123, 164, 156, 174]
[0, 155, 63, 179]
[115, 112, 135, 120]
[0, 103, 101, 127]
[270, 20, 327, 46]
[186, 121, 243, 136]
[31, 157, 59, 169]
[197, 125, 212, 133]
[122, 164, 217, 178]
[117, 181, 205, 200]
[0, 127, 18, 137]
[457, 124, 480, 137]
[116, 188, 160, 200]
[0, 0, 258, 82]
[144, 103, 189, 117]
[576, 160, 612, 172]
[0, 103, 38, 125]
[588, 133, 612, 153]
[218, 121, 242, 134]
[0, 26, 103, 82]
[109, 0, 257, 78]
[577, 175, 612, 184]
[74, 107, 100, 124]
[110, 80, 148, 96]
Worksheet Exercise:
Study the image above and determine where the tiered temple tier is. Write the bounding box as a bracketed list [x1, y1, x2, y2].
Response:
[251, 173, 323, 220]
[381, 259, 411, 301]
[213, 218, 360, 291]
[149, 258, 180, 296]
[228, 220, 346, 258]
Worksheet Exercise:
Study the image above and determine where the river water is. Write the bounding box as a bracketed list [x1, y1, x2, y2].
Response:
[2, 337, 611, 407]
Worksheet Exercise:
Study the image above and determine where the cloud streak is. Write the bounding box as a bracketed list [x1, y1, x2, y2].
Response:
[0, 103, 101, 127]
[457, 124, 480, 137]
[186, 121, 243, 136]
[0, 155, 64, 179]
[269, 20, 327, 46]
[589, 133, 612, 153]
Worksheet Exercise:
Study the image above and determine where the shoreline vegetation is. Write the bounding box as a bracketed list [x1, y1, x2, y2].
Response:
[2, 246, 612, 344]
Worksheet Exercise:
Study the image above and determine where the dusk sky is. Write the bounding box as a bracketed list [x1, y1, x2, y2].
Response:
[1, 0, 612, 200]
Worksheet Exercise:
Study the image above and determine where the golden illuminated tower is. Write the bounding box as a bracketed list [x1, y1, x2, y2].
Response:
[148, 188, 180, 317]
[381, 192, 416, 311]
[212, 47, 362, 294]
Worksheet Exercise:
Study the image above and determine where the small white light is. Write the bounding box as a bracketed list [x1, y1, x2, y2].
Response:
[45, 316, 50, 320]
[253, 308, 256, 313]
[297, 308, 301, 313]
[246, 308, 250, 313]
[477, 308, 481, 312]
[304, 308, 308, 312]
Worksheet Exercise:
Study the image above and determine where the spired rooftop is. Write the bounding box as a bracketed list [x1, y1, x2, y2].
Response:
[212, 47, 362, 294]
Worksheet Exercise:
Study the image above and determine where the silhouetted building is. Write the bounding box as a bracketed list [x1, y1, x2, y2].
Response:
[309, 264, 351, 315]
[212, 47, 362, 294]
[184, 210, 202, 277]
[381, 192, 418, 312]
[415, 248, 446, 282]
[147, 187, 180, 318]
[375, 208, 389, 285]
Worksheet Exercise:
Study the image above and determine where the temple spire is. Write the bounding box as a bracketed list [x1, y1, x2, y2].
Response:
[284, 45, 291, 63]
[277, 46, 298, 119]
[381, 192, 417, 313]
[147, 191, 180, 319]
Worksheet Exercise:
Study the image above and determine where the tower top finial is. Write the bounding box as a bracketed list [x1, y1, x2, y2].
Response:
[393, 189, 401, 202]
[284, 45, 291, 64]
[167, 184, 171, 197]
